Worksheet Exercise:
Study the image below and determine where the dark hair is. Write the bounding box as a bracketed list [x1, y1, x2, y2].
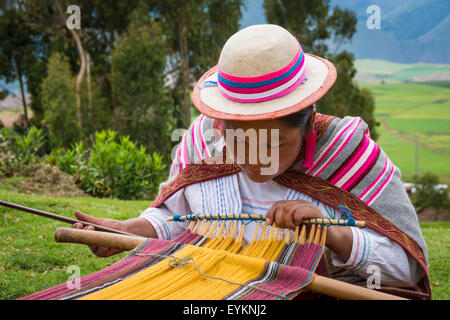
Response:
[278, 104, 315, 134]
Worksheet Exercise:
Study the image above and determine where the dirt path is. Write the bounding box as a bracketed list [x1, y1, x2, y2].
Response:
[0, 113, 21, 127]
[381, 118, 450, 157]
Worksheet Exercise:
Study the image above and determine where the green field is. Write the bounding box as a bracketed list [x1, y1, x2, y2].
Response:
[355, 59, 450, 85]
[356, 61, 450, 184]
[376, 125, 450, 181]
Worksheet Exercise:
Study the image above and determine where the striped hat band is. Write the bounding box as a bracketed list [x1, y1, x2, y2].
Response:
[216, 39, 306, 103]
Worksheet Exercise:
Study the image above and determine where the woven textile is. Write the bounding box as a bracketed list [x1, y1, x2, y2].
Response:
[20, 223, 327, 300]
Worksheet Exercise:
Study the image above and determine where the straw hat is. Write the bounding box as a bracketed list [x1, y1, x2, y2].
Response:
[192, 24, 337, 121]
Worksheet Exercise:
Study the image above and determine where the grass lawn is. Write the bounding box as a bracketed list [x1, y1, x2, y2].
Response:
[0, 188, 150, 300]
[0, 189, 448, 300]
[420, 222, 450, 300]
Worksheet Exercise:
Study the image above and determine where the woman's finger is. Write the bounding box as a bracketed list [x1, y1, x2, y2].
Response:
[274, 206, 286, 227]
[266, 200, 324, 228]
[265, 202, 279, 225]
[75, 210, 103, 225]
[95, 247, 111, 257]
[293, 210, 306, 225]
[96, 247, 123, 258]
[283, 207, 297, 229]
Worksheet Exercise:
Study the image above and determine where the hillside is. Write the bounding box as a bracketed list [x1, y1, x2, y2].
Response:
[240, 0, 450, 63]
[354, 59, 450, 85]
[328, 0, 450, 63]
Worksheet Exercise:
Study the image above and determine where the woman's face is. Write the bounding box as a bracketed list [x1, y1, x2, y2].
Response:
[223, 118, 303, 183]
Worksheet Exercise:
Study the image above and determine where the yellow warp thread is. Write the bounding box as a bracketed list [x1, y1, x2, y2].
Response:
[79, 221, 326, 300]
[79, 245, 267, 300]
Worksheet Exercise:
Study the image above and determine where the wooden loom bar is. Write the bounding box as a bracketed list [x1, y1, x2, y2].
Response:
[54, 227, 147, 251]
[54, 227, 405, 300]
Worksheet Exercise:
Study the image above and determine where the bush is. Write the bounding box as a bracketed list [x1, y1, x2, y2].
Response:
[51, 130, 166, 200]
[46, 142, 87, 178]
[0, 126, 45, 177]
[411, 172, 449, 214]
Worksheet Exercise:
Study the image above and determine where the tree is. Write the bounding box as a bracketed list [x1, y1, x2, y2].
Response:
[2, 0, 243, 141]
[55, 0, 85, 129]
[41, 52, 80, 148]
[153, 0, 244, 127]
[52, 0, 143, 130]
[0, 7, 35, 127]
[111, 8, 176, 161]
[411, 172, 449, 217]
[9, 0, 141, 126]
[263, 0, 379, 139]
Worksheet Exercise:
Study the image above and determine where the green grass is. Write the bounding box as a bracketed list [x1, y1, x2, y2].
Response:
[0, 189, 150, 300]
[420, 221, 450, 300]
[0, 189, 448, 300]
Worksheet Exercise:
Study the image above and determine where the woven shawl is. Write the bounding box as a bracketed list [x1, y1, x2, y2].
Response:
[153, 113, 430, 297]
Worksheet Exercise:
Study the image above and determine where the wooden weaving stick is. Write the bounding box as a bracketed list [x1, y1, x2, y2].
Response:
[0, 200, 137, 237]
[54, 227, 406, 300]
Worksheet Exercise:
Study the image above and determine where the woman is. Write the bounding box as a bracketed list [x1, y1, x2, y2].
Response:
[73, 24, 430, 297]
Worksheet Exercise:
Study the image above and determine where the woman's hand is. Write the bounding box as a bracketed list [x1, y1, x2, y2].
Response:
[72, 210, 128, 258]
[265, 200, 353, 261]
[72, 211, 158, 258]
[265, 200, 325, 229]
